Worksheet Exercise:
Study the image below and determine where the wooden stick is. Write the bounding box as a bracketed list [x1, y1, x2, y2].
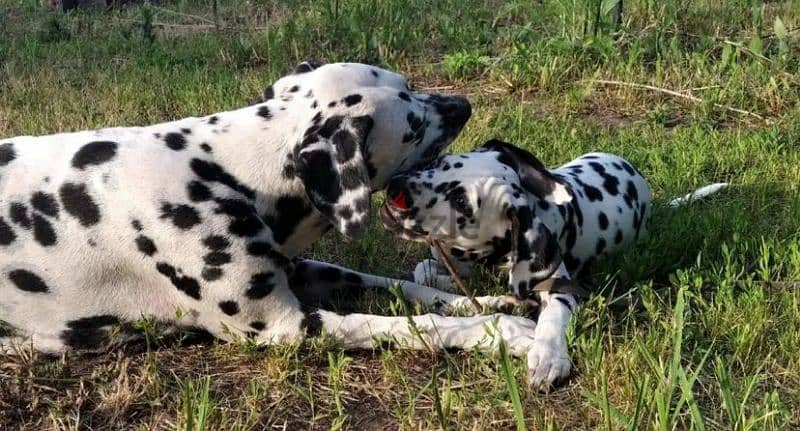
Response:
[430, 240, 483, 312]
[591, 79, 770, 123]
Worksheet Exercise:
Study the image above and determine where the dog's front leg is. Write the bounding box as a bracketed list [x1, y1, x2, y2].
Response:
[291, 259, 529, 315]
[309, 308, 538, 356]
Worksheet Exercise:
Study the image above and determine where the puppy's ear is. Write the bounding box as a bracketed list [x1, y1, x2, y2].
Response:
[505, 204, 562, 299]
[294, 114, 375, 238]
[294, 60, 323, 74]
[483, 139, 571, 204]
[250, 84, 276, 105]
[250, 61, 325, 105]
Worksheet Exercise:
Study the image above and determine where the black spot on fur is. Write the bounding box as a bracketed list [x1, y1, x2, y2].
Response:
[160, 203, 201, 230]
[218, 301, 240, 316]
[398, 92, 411, 102]
[246, 272, 275, 299]
[595, 238, 606, 254]
[614, 229, 623, 244]
[250, 321, 266, 331]
[620, 161, 636, 176]
[8, 269, 49, 293]
[289, 85, 300, 92]
[598, 212, 609, 230]
[0, 143, 15, 166]
[201, 267, 223, 281]
[156, 262, 201, 300]
[262, 86, 275, 100]
[31, 192, 59, 218]
[203, 251, 231, 266]
[72, 141, 118, 169]
[626, 181, 639, 202]
[164, 133, 187, 151]
[208, 116, 219, 125]
[187, 181, 212, 202]
[190, 159, 256, 200]
[200, 143, 212, 153]
[0, 217, 16, 245]
[343, 94, 362, 106]
[59, 182, 101, 227]
[214, 198, 263, 237]
[9, 203, 31, 229]
[61, 315, 121, 350]
[257, 106, 272, 120]
[203, 235, 230, 251]
[581, 182, 603, 202]
[135, 235, 157, 256]
[131, 220, 143, 231]
[32, 214, 56, 246]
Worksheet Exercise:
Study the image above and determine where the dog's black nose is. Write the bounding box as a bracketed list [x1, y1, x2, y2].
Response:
[431, 95, 471, 130]
[448, 95, 472, 129]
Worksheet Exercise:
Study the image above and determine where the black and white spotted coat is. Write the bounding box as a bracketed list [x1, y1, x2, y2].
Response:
[380, 139, 726, 388]
[3, 63, 557, 358]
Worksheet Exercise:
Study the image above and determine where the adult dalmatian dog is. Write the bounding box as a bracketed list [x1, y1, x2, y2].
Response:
[0, 62, 545, 360]
[379, 139, 727, 388]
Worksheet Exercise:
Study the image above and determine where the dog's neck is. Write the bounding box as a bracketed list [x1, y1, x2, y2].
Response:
[159, 101, 329, 256]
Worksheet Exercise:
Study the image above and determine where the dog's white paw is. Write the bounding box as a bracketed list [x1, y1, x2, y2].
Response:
[439, 295, 537, 316]
[414, 259, 454, 292]
[526, 339, 571, 390]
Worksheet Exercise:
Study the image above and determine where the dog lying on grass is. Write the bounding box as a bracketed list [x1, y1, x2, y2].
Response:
[380, 139, 727, 388]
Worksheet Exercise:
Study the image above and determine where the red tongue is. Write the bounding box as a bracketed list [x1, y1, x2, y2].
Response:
[391, 191, 408, 210]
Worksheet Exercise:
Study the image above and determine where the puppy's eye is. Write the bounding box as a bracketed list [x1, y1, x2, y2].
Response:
[452, 194, 468, 212]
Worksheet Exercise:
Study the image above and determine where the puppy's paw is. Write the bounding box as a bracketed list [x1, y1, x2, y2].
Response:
[413, 259, 454, 293]
[526, 340, 571, 391]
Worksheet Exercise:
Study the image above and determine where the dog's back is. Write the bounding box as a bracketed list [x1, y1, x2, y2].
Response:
[543, 152, 652, 274]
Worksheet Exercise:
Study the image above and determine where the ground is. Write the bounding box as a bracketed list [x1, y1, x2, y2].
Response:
[1, 0, 800, 429]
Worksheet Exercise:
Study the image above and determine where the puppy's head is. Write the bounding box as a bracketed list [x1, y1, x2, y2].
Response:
[256, 62, 471, 238]
[380, 139, 571, 298]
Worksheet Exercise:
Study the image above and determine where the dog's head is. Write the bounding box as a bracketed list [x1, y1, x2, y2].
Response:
[379, 139, 571, 298]
[253, 62, 471, 238]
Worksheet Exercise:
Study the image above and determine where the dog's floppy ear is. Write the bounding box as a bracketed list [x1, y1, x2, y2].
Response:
[505, 204, 562, 299]
[483, 139, 571, 204]
[294, 113, 375, 238]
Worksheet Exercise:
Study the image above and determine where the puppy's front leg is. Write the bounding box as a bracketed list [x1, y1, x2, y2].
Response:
[527, 265, 580, 389]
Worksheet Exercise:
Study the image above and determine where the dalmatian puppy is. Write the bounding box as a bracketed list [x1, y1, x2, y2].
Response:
[379, 139, 727, 388]
[1, 62, 542, 358]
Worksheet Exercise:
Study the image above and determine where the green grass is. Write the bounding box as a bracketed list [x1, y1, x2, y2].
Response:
[1, 0, 800, 429]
